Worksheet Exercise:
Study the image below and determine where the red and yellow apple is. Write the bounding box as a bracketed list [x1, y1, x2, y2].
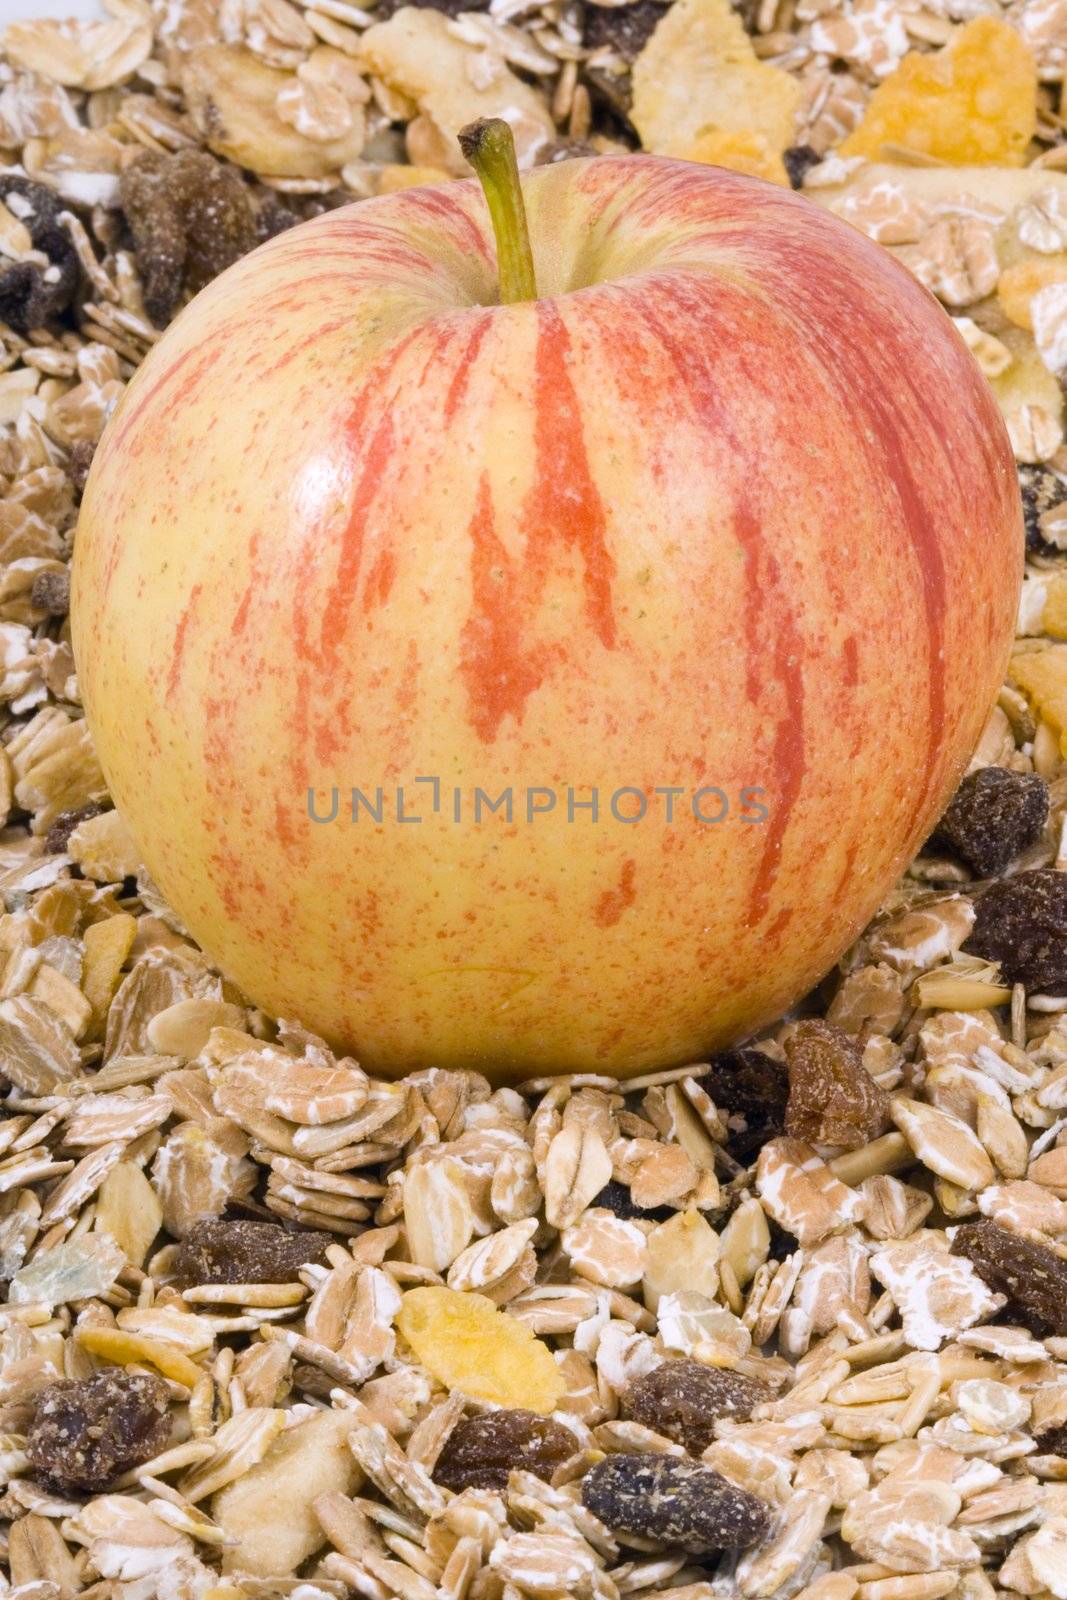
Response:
[72, 148, 1021, 1080]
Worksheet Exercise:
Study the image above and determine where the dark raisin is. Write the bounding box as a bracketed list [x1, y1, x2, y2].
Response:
[583, 63, 634, 119]
[45, 802, 107, 856]
[951, 1219, 1067, 1335]
[1019, 464, 1067, 558]
[592, 1179, 674, 1223]
[120, 150, 257, 328]
[31, 569, 70, 617]
[581, 1454, 772, 1552]
[27, 1371, 171, 1494]
[0, 177, 81, 333]
[697, 1049, 789, 1163]
[1035, 1421, 1067, 1455]
[626, 1359, 770, 1454]
[254, 195, 301, 243]
[433, 1410, 579, 1491]
[782, 145, 822, 189]
[783, 1019, 890, 1149]
[933, 767, 1049, 878]
[962, 868, 1067, 994]
[583, 0, 667, 58]
[67, 439, 96, 494]
[173, 1219, 332, 1285]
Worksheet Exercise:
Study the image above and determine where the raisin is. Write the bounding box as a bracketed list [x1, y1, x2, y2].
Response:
[951, 1219, 1067, 1335]
[27, 1371, 171, 1494]
[626, 1359, 770, 1454]
[783, 1020, 890, 1149]
[67, 439, 96, 494]
[1019, 464, 1067, 557]
[933, 767, 1049, 878]
[173, 1219, 332, 1285]
[45, 802, 107, 856]
[1035, 1421, 1067, 1455]
[782, 145, 822, 188]
[120, 150, 257, 328]
[962, 868, 1067, 994]
[581, 1454, 772, 1552]
[31, 570, 70, 618]
[0, 176, 81, 333]
[583, 0, 667, 59]
[698, 1049, 790, 1163]
[593, 1179, 674, 1223]
[433, 1409, 578, 1491]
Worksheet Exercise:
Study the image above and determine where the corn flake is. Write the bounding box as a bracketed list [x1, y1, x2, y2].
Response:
[841, 18, 1037, 167]
[631, 0, 800, 175]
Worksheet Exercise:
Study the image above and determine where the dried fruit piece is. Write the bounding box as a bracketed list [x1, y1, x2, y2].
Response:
[962, 868, 1067, 993]
[120, 149, 258, 328]
[784, 1019, 890, 1149]
[1035, 1422, 1067, 1455]
[783, 144, 821, 189]
[27, 1372, 171, 1493]
[1019, 465, 1067, 554]
[397, 1286, 564, 1413]
[933, 767, 1049, 877]
[583, 0, 666, 59]
[626, 1359, 769, 1454]
[630, 0, 800, 168]
[433, 1410, 578, 1491]
[840, 18, 1037, 166]
[580, 1454, 772, 1552]
[592, 1179, 672, 1223]
[952, 1218, 1067, 1335]
[0, 175, 81, 332]
[174, 1219, 333, 1285]
[698, 1049, 789, 1163]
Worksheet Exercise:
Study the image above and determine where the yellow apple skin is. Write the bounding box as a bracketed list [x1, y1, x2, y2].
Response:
[72, 156, 1021, 1080]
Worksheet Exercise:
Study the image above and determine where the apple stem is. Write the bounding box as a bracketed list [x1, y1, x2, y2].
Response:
[458, 117, 538, 305]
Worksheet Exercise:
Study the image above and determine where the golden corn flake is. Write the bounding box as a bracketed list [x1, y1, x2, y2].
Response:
[1010, 647, 1067, 754]
[397, 1286, 564, 1413]
[841, 18, 1037, 167]
[631, 0, 800, 174]
[683, 128, 790, 186]
[999, 257, 1067, 330]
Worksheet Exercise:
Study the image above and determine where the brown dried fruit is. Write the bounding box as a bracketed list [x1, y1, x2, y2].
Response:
[1019, 464, 1067, 556]
[67, 439, 96, 494]
[626, 1358, 769, 1454]
[697, 1049, 789, 1162]
[27, 1372, 171, 1493]
[951, 1218, 1067, 1335]
[45, 801, 107, 856]
[1035, 1421, 1067, 1455]
[31, 569, 70, 617]
[119, 149, 257, 328]
[783, 144, 821, 188]
[583, 0, 668, 59]
[784, 1020, 890, 1149]
[0, 176, 81, 333]
[933, 767, 1049, 877]
[963, 868, 1067, 994]
[580, 1453, 772, 1552]
[433, 1409, 578, 1491]
[593, 1178, 673, 1223]
[173, 1218, 332, 1285]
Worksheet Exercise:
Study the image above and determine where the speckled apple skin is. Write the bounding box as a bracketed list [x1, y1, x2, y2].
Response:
[71, 155, 1021, 1079]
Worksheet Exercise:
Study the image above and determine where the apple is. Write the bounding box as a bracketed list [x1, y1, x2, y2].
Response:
[71, 125, 1021, 1080]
